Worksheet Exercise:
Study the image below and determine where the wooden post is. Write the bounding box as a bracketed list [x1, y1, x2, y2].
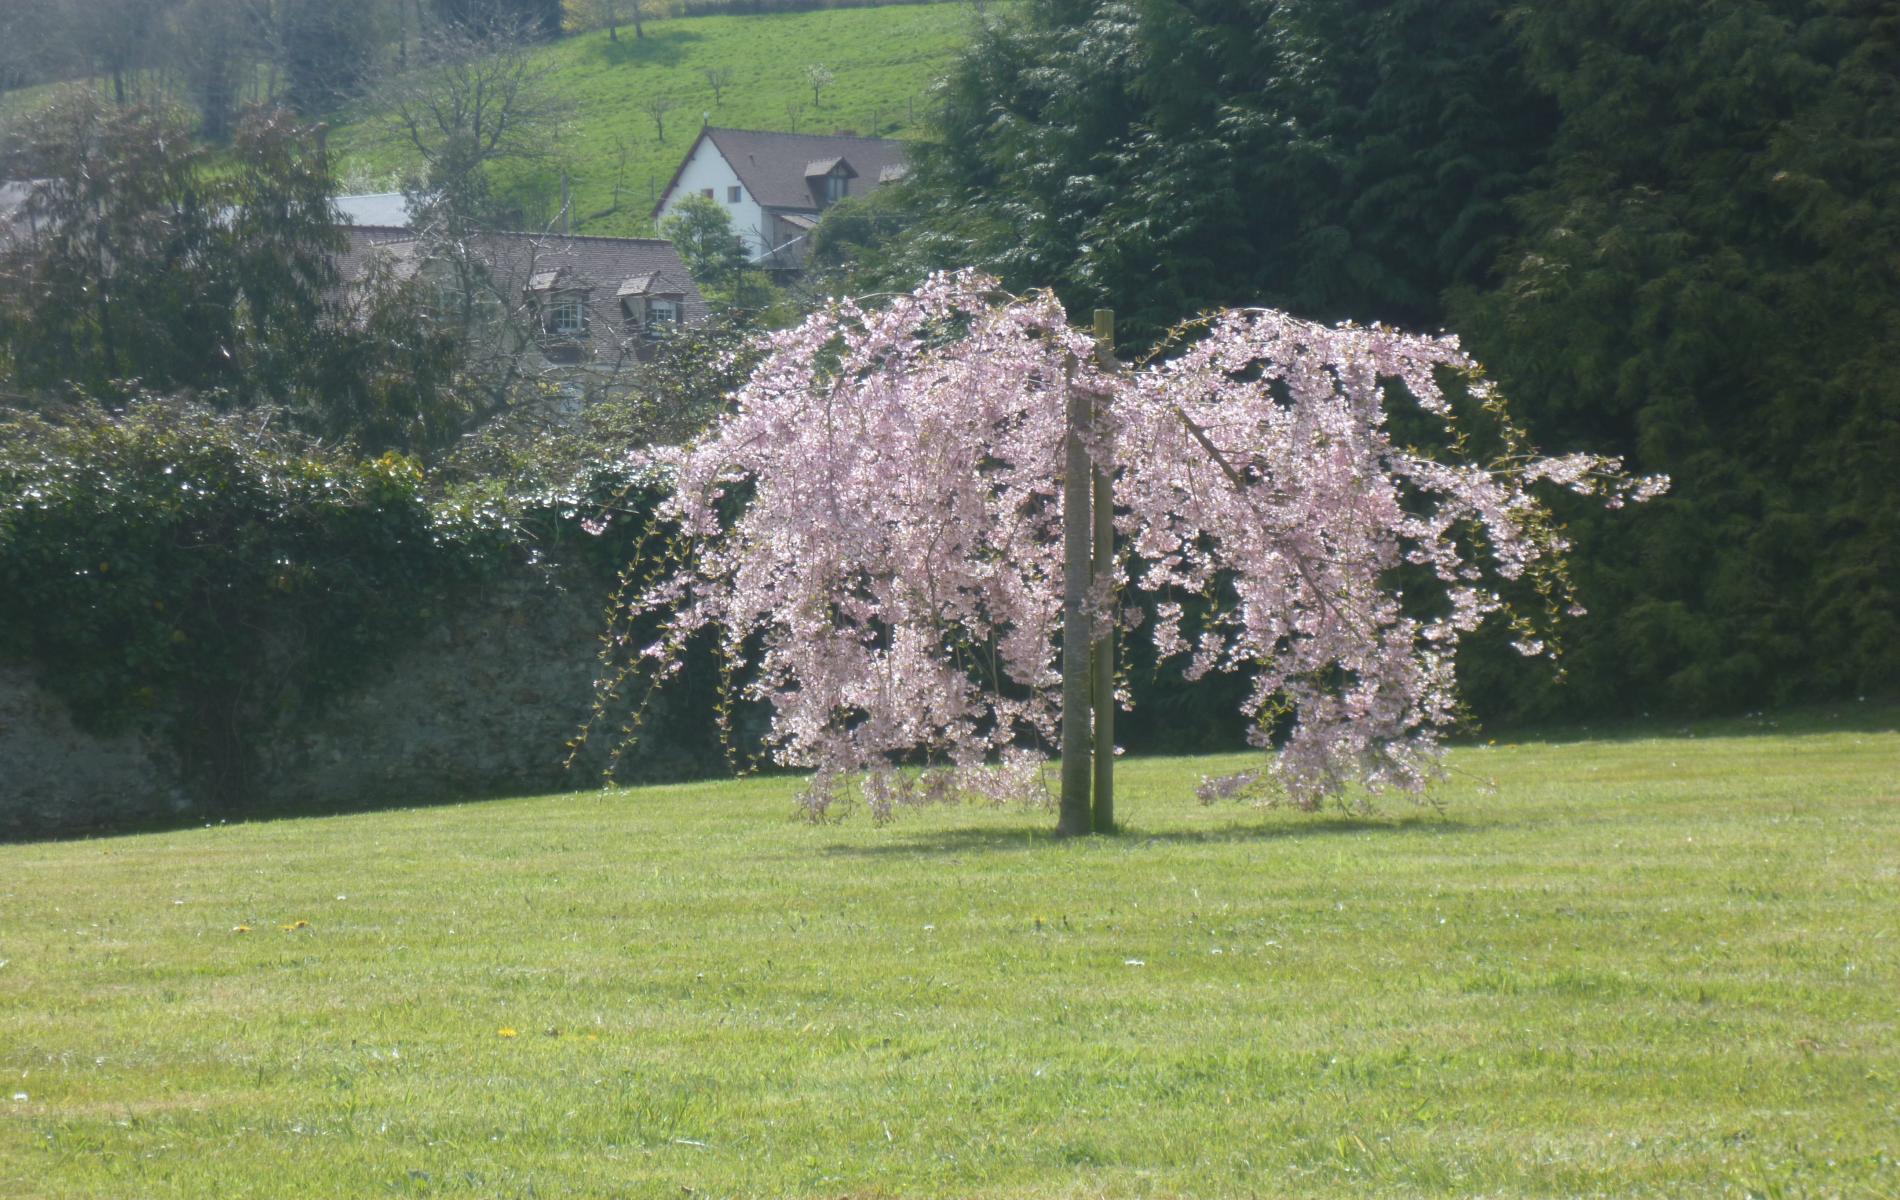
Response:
[1058, 352, 1095, 837]
[1091, 309, 1117, 834]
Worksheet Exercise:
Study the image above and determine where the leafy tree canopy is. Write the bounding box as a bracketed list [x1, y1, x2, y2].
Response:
[1453, 0, 1900, 713]
[876, 0, 1552, 344]
[870, 0, 1899, 721]
[0, 93, 471, 457]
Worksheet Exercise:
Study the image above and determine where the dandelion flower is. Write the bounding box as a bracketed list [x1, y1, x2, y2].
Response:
[232, 924, 252, 934]
[280, 920, 310, 932]
[497, 1027, 519, 1038]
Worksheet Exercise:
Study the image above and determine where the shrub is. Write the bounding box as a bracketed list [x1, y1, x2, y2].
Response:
[0, 399, 513, 809]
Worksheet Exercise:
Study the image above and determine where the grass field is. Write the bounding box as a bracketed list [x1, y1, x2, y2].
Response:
[326, 4, 975, 237]
[2, 714, 1896, 1197]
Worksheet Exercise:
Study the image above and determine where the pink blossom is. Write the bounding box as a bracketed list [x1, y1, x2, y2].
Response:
[607, 272, 1664, 818]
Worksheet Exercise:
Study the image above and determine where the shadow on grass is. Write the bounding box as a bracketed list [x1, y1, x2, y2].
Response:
[1464, 700, 1899, 749]
[581, 29, 704, 69]
[0, 764, 731, 847]
[820, 812, 1477, 858]
[23, 703, 1890, 848]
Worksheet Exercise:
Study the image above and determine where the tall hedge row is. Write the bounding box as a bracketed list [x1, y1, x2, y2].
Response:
[0, 403, 522, 809]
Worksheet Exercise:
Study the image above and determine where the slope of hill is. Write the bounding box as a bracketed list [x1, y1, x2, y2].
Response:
[326, 4, 975, 237]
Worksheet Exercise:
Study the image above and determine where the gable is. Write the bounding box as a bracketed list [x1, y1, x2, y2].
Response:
[693, 128, 908, 212]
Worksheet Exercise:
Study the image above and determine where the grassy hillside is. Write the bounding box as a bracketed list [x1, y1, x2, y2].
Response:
[3, 716, 1896, 1197]
[327, 4, 976, 237]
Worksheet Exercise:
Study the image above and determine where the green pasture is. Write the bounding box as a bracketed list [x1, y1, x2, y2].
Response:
[2, 713, 1896, 1197]
[326, 4, 974, 236]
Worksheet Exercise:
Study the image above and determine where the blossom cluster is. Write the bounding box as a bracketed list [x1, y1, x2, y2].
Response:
[609, 271, 1663, 819]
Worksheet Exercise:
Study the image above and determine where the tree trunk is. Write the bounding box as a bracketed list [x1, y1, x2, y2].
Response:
[1058, 353, 1094, 837]
[1090, 308, 1117, 834]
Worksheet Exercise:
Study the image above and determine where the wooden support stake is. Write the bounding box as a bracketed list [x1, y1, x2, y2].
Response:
[1058, 352, 1095, 837]
[1091, 308, 1117, 834]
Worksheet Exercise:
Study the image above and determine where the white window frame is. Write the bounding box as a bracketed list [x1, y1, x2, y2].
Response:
[548, 295, 585, 336]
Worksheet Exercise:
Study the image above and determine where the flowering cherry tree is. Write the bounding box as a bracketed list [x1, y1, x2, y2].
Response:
[591, 271, 1663, 823]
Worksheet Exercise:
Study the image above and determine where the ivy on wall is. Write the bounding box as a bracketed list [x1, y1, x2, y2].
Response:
[0, 401, 513, 808]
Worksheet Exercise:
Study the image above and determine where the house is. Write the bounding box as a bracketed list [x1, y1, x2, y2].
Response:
[651, 127, 908, 270]
[338, 226, 710, 374]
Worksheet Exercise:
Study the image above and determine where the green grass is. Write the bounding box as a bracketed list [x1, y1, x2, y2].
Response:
[326, 5, 975, 237]
[3, 716, 1897, 1197]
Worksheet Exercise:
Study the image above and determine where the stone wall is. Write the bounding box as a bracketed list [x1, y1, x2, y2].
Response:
[0, 665, 178, 834]
[0, 568, 711, 839]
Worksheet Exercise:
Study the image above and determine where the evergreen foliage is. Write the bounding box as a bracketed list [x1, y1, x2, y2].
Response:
[886, 0, 1552, 343]
[0, 97, 343, 402]
[881, 0, 1899, 722]
[280, 0, 381, 113]
[0, 96, 472, 456]
[1453, 1, 1900, 715]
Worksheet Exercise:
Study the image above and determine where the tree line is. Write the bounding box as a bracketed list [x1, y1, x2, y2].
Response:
[0, 0, 564, 139]
[813, 0, 1899, 724]
[3, 0, 1890, 741]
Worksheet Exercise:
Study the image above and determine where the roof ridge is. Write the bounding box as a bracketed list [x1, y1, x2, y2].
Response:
[353, 226, 679, 247]
[510, 232, 677, 246]
[706, 125, 905, 143]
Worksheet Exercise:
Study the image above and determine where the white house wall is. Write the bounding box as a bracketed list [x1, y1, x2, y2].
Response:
[656, 136, 769, 257]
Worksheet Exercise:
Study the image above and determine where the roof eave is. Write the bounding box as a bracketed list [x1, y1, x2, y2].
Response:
[651, 126, 718, 222]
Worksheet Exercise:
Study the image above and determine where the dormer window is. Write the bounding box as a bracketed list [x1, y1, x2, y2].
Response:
[548, 296, 585, 335]
[804, 157, 858, 209]
[648, 296, 683, 327]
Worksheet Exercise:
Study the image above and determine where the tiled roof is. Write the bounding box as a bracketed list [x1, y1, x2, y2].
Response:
[691, 127, 908, 212]
[334, 227, 422, 288]
[337, 227, 710, 335]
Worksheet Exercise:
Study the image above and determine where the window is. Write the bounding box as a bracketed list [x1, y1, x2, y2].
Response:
[548, 296, 585, 336]
[727, 185, 742, 203]
[824, 174, 847, 203]
[647, 297, 682, 328]
[701, 187, 715, 199]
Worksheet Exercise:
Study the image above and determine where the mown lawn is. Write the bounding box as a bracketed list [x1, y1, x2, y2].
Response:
[2, 714, 1896, 1198]
[325, 4, 975, 237]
